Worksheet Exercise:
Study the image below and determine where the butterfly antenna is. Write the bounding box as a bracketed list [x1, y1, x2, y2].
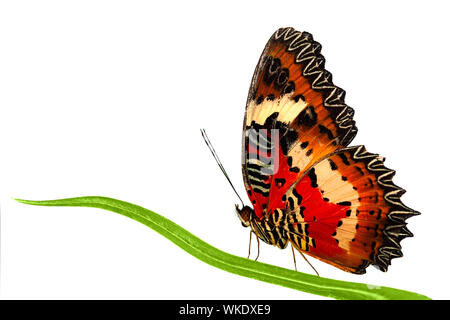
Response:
[200, 129, 245, 208]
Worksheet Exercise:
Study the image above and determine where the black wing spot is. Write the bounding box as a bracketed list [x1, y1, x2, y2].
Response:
[269, 57, 281, 73]
[289, 166, 300, 173]
[337, 153, 350, 165]
[256, 95, 264, 105]
[275, 178, 286, 187]
[295, 105, 317, 127]
[293, 94, 305, 103]
[299, 206, 306, 219]
[308, 168, 318, 188]
[287, 156, 293, 167]
[288, 197, 295, 210]
[263, 112, 279, 127]
[328, 159, 338, 170]
[318, 124, 334, 141]
[282, 81, 296, 95]
[355, 166, 365, 176]
[275, 68, 289, 90]
[263, 56, 280, 85]
[376, 209, 382, 220]
[292, 188, 303, 205]
[280, 130, 298, 155]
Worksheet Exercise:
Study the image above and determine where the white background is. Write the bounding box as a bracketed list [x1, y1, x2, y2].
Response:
[0, 0, 448, 300]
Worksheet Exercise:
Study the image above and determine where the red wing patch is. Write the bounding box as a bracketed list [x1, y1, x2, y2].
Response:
[281, 146, 419, 273]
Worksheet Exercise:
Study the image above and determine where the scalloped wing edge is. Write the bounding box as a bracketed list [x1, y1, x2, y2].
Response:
[272, 27, 358, 146]
[346, 145, 420, 272]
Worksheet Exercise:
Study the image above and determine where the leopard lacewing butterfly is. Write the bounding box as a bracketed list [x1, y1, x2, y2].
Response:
[203, 27, 419, 274]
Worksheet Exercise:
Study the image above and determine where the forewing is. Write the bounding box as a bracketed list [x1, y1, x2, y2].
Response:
[242, 27, 357, 218]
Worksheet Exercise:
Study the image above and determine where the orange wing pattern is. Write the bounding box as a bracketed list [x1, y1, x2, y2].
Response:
[242, 27, 357, 218]
[240, 28, 419, 274]
[281, 146, 419, 273]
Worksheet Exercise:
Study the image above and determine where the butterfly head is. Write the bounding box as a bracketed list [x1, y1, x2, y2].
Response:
[235, 204, 254, 227]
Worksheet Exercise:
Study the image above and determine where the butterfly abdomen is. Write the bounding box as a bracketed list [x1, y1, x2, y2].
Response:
[250, 208, 315, 251]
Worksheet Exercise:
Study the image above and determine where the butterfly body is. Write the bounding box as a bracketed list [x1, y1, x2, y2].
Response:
[237, 27, 419, 274]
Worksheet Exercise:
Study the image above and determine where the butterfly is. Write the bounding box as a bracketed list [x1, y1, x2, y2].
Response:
[203, 27, 419, 275]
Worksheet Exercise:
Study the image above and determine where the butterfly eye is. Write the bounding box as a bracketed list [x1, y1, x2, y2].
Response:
[235, 205, 252, 227]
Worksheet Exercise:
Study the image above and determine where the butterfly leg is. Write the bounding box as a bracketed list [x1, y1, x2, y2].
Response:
[291, 245, 298, 271]
[299, 251, 320, 277]
[247, 230, 253, 259]
[247, 230, 261, 261]
[254, 236, 260, 261]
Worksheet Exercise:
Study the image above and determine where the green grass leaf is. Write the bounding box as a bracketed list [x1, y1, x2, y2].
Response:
[15, 196, 430, 300]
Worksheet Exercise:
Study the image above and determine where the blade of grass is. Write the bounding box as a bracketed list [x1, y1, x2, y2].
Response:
[14, 196, 430, 300]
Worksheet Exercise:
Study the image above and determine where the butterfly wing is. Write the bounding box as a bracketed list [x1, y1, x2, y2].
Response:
[282, 146, 419, 273]
[243, 27, 357, 218]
